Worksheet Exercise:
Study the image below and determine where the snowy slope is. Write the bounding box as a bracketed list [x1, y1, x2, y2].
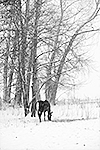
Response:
[0, 105, 100, 150]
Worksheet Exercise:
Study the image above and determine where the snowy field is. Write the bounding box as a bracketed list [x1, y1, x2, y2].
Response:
[0, 103, 100, 150]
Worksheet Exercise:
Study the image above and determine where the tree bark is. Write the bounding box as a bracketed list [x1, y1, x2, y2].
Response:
[18, 0, 30, 109]
[3, 47, 8, 102]
[7, 30, 17, 101]
[30, 0, 42, 115]
[3, 29, 10, 102]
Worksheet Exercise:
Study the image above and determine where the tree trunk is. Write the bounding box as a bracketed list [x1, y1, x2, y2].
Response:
[14, 25, 22, 104]
[3, 31, 10, 102]
[30, 0, 42, 115]
[18, 0, 30, 110]
[7, 34, 17, 101]
[3, 48, 8, 102]
[45, 0, 63, 104]
[14, 64, 22, 105]
[7, 67, 13, 101]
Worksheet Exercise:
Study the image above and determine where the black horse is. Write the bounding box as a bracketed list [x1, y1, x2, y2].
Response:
[34, 100, 53, 122]
[25, 100, 53, 122]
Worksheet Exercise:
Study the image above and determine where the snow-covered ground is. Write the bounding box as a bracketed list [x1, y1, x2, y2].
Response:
[0, 104, 100, 150]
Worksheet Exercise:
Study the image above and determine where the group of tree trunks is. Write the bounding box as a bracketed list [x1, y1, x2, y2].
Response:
[0, 0, 100, 113]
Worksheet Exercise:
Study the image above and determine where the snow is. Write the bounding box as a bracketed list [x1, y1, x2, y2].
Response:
[0, 104, 100, 150]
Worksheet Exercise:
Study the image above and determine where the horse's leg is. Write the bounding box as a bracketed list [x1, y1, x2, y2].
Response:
[44, 111, 46, 121]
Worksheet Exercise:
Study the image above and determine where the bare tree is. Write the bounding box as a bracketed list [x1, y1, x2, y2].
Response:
[36, 0, 100, 104]
[49, 0, 100, 103]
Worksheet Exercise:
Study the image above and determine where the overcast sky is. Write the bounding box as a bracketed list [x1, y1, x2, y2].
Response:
[56, 32, 100, 100]
[75, 33, 100, 99]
